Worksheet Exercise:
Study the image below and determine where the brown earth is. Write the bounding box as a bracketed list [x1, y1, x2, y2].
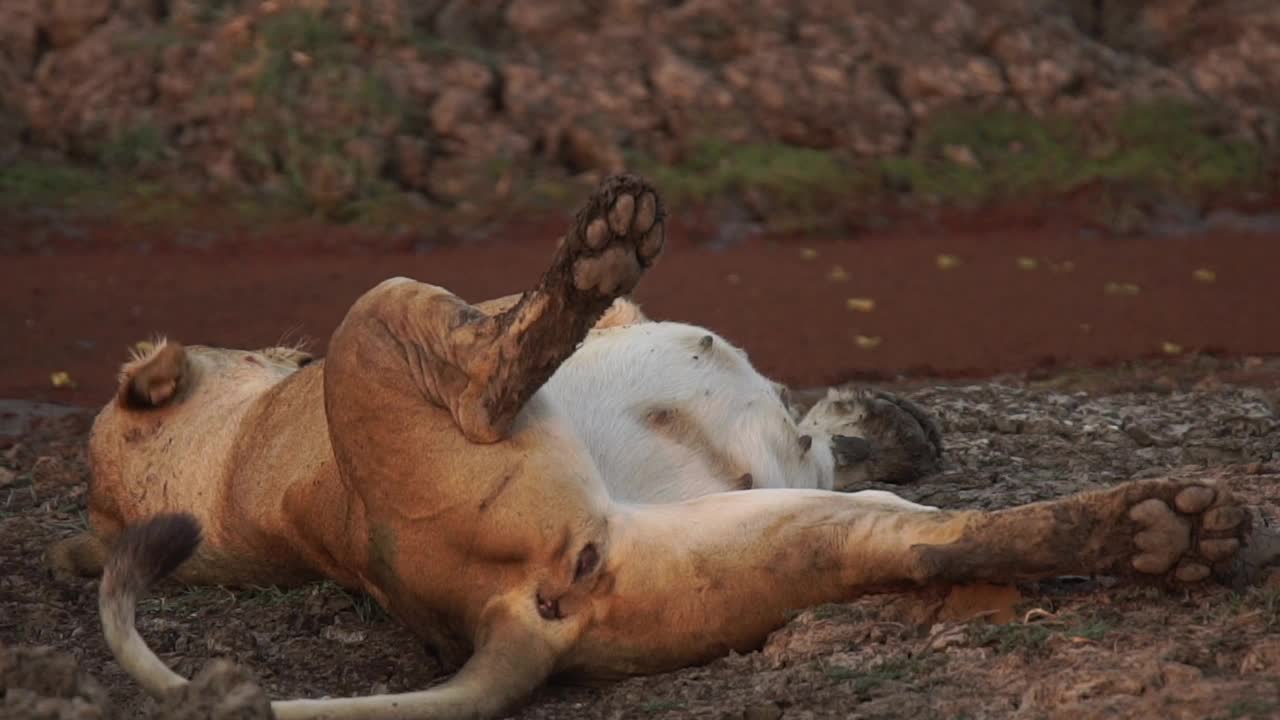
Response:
[4, 357, 1280, 719]
[3, 215, 1280, 407]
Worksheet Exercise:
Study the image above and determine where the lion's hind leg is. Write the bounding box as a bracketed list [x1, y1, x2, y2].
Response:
[579, 477, 1252, 675]
[327, 173, 665, 443]
[915, 475, 1252, 586]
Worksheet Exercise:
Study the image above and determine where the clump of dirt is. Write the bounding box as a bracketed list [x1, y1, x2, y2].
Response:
[0, 643, 117, 720]
[3, 364, 1280, 718]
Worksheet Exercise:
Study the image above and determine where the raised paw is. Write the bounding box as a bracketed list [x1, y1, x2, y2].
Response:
[1125, 477, 1251, 584]
[798, 387, 943, 488]
[559, 174, 665, 298]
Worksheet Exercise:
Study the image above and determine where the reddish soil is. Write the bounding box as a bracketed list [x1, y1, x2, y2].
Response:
[4, 214, 1279, 407]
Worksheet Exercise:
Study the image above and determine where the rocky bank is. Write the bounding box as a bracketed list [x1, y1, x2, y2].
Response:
[1, 0, 1279, 223]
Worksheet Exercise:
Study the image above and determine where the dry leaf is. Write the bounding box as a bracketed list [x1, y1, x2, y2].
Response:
[1162, 341, 1184, 355]
[1193, 268, 1216, 283]
[50, 371, 76, 389]
[845, 297, 875, 312]
[827, 265, 848, 281]
[854, 335, 882, 349]
[800, 248, 818, 260]
[1104, 281, 1140, 296]
[936, 254, 960, 270]
[1016, 257, 1038, 271]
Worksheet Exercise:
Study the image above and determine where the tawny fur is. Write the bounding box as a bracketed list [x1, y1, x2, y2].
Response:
[78, 175, 1252, 720]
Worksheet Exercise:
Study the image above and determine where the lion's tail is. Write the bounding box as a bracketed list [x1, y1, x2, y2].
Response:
[115, 337, 188, 409]
[101, 514, 558, 720]
[99, 512, 202, 697]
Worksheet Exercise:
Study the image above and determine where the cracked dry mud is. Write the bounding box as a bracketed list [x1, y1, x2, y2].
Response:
[3, 366, 1280, 719]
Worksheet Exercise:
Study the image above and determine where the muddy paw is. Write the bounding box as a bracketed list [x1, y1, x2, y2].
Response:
[560, 174, 665, 298]
[799, 387, 943, 488]
[1125, 477, 1251, 584]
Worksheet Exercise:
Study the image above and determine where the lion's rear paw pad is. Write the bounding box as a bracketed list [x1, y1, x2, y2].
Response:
[567, 175, 665, 297]
[1128, 480, 1250, 583]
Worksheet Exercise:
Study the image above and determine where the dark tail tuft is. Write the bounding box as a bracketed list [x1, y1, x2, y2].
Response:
[105, 513, 202, 593]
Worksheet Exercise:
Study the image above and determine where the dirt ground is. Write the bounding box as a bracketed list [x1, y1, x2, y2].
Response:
[4, 359, 1280, 719]
[4, 213, 1280, 407]
[4, 216, 1280, 719]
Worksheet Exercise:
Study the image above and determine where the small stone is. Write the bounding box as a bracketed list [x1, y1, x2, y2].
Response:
[744, 703, 783, 720]
[320, 625, 367, 645]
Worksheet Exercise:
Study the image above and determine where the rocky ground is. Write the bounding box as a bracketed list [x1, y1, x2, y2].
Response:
[4, 358, 1280, 719]
[2, 0, 1279, 234]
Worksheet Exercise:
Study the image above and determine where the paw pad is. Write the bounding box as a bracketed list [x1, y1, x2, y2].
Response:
[564, 176, 665, 296]
[1127, 479, 1250, 584]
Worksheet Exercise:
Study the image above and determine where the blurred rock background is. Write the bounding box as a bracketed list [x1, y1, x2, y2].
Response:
[1, 0, 1278, 234]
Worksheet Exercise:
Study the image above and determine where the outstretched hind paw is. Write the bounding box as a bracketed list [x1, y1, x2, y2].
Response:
[1124, 477, 1251, 585]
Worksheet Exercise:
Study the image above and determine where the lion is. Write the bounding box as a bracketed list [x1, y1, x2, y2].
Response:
[55, 175, 1251, 719]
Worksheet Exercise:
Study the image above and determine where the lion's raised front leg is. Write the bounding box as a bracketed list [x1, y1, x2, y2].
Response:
[572, 476, 1251, 676]
[326, 173, 664, 444]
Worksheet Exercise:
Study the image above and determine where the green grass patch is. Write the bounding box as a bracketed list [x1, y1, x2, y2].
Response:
[1225, 698, 1280, 719]
[632, 137, 874, 233]
[822, 656, 940, 697]
[98, 124, 168, 172]
[636, 138, 854, 203]
[631, 98, 1268, 233]
[637, 699, 686, 714]
[975, 614, 1115, 655]
[0, 161, 105, 207]
[882, 99, 1267, 206]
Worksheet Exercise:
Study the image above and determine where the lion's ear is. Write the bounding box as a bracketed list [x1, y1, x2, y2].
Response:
[118, 339, 188, 409]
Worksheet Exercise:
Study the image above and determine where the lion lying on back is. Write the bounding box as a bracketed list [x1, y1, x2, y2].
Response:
[62, 175, 1250, 720]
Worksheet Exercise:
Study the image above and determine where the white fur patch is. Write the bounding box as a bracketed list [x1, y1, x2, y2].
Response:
[543, 322, 838, 504]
